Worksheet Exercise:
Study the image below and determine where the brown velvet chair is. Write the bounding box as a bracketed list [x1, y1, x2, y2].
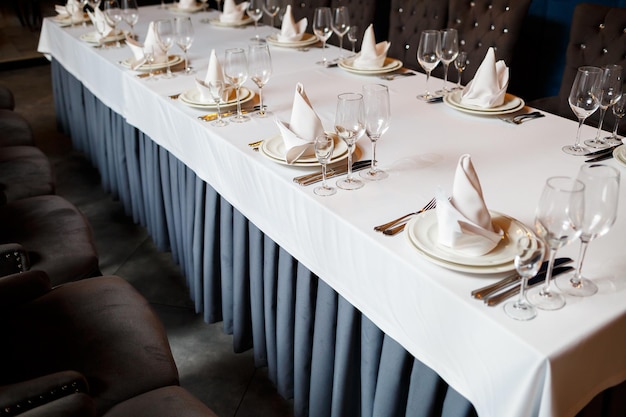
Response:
[289, 0, 331, 29]
[0, 109, 35, 147]
[328, 0, 382, 51]
[0, 86, 16, 111]
[0, 146, 56, 205]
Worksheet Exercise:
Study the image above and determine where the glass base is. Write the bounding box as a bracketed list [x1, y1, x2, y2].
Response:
[562, 144, 590, 156]
[583, 138, 611, 149]
[231, 114, 250, 123]
[603, 135, 623, 146]
[337, 177, 364, 190]
[503, 300, 537, 321]
[314, 184, 337, 196]
[212, 119, 228, 127]
[417, 92, 443, 102]
[360, 168, 388, 181]
[182, 66, 195, 75]
[526, 285, 566, 310]
[255, 109, 272, 118]
[555, 273, 598, 297]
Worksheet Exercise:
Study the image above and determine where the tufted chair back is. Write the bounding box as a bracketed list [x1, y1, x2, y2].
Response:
[447, 0, 531, 84]
[289, 0, 332, 28]
[329, 0, 383, 50]
[386, 0, 448, 70]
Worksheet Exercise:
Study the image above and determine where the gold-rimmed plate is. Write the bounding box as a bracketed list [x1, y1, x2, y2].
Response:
[338, 57, 403, 75]
[179, 87, 254, 109]
[259, 133, 349, 166]
[444, 90, 525, 115]
[79, 30, 126, 44]
[265, 33, 318, 48]
[120, 55, 183, 71]
[208, 16, 254, 27]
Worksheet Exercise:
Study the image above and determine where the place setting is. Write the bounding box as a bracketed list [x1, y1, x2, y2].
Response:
[167, 0, 205, 13]
[207, 0, 254, 27]
[265, 5, 318, 49]
[337, 24, 402, 75]
[53, 0, 90, 27]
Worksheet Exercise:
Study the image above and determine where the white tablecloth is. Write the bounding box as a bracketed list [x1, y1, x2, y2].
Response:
[39, 7, 626, 417]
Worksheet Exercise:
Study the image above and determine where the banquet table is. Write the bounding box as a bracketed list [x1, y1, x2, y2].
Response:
[38, 7, 626, 417]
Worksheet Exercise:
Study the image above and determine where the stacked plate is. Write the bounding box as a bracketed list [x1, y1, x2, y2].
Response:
[612, 145, 626, 167]
[338, 57, 403, 75]
[208, 16, 253, 27]
[444, 91, 525, 116]
[52, 13, 90, 26]
[259, 134, 349, 166]
[120, 55, 183, 71]
[79, 30, 126, 44]
[404, 211, 532, 274]
[168, 3, 204, 12]
[178, 87, 254, 109]
[266, 33, 318, 48]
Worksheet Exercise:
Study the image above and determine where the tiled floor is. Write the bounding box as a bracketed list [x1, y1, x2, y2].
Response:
[1, 6, 293, 417]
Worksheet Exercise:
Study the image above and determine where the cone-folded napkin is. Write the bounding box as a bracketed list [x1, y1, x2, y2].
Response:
[220, 0, 249, 23]
[460, 47, 509, 108]
[277, 5, 307, 42]
[195, 49, 235, 102]
[126, 21, 168, 68]
[352, 24, 390, 69]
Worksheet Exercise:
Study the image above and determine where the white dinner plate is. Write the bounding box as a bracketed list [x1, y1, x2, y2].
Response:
[168, 3, 204, 12]
[444, 90, 525, 115]
[265, 33, 318, 48]
[179, 87, 254, 109]
[79, 30, 126, 44]
[52, 14, 90, 26]
[405, 210, 533, 274]
[208, 16, 254, 27]
[613, 145, 626, 167]
[338, 57, 403, 75]
[259, 133, 349, 166]
[120, 55, 183, 71]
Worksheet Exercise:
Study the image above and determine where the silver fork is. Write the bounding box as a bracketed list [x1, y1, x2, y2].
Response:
[374, 197, 436, 233]
[500, 111, 544, 124]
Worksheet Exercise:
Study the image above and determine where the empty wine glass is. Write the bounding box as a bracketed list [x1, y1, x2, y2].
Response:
[606, 90, 626, 145]
[504, 235, 545, 321]
[314, 134, 336, 197]
[313, 7, 332, 65]
[248, 43, 272, 117]
[416, 30, 441, 101]
[331, 6, 350, 58]
[435, 28, 458, 94]
[155, 19, 175, 78]
[263, 0, 280, 31]
[121, 0, 138, 38]
[556, 164, 620, 296]
[563, 66, 603, 155]
[174, 17, 194, 74]
[527, 176, 585, 310]
[103, 0, 122, 46]
[584, 64, 623, 149]
[452, 51, 467, 91]
[360, 84, 390, 181]
[224, 48, 249, 123]
[246, 0, 264, 42]
[65, 0, 80, 27]
[335, 92, 365, 191]
[143, 44, 157, 81]
[347, 25, 358, 55]
[208, 80, 228, 127]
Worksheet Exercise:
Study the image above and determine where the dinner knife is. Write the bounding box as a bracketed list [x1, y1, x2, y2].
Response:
[293, 160, 372, 183]
[296, 160, 372, 186]
[583, 145, 620, 158]
[585, 152, 614, 163]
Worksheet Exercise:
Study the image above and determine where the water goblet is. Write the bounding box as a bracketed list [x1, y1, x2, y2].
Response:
[121, 0, 138, 38]
[584, 64, 622, 149]
[143, 45, 157, 81]
[155, 19, 175, 78]
[452, 51, 467, 90]
[313, 7, 332, 65]
[416, 30, 441, 101]
[331, 6, 350, 58]
[224, 48, 249, 123]
[605, 82, 626, 145]
[208, 80, 228, 127]
[103, 0, 122, 46]
[435, 28, 458, 94]
[246, 0, 264, 42]
[174, 16, 194, 74]
[335, 92, 365, 190]
[556, 164, 620, 297]
[263, 0, 280, 31]
[248, 43, 272, 117]
[526, 176, 585, 310]
[313, 134, 337, 196]
[563, 66, 603, 155]
[504, 235, 545, 321]
[360, 83, 390, 181]
[347, 25, 358, 55]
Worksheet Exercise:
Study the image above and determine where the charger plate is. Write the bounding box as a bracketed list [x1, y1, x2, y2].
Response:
[259, 133, 349, 167]
[444, 90, 525, 115]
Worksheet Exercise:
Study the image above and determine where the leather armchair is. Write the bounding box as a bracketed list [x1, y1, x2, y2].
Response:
[0, 110, 34, 147]
[0, 146, 55, 205]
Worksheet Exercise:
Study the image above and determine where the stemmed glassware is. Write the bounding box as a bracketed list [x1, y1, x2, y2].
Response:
[584, 65, 623, 149]
[313, 134, 337, 196]
[556, 164, 620, 297]
[263, 0, 280, 31]
[174, 17, 194, 74]
[103, 0, 123, 46]
[143, 44, 157, 81]
[246, 0, 264, 42]
[331, 7, 350, 58]
[504, 235, 545, 321]
[156, 19, 175, 78]
[453, 51, 467, 90]
[435, 28, 459, 94]
[335, 92, 365, 190]
[223, 48, 249, 123]
[248, 43, 272, 117]
[416, 30, 441, 101]
[606, 90, 626, 145]
[563, 66, 603, 155]
[527, 176, 585, 310]
[121, 0, 138, 38]
[312, 7, 333, 65]
[208, 80, 228, 127]
[347, 25, 358, 55]
[65, 0, 80, 27]
[360, 84, 390, 181]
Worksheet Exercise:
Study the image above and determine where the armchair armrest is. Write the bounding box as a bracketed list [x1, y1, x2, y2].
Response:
[0, 270, 50, 309]
[0, 243, 30, 277]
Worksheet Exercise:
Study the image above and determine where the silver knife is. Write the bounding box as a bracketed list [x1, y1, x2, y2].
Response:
[585, 152, 614, 163]
[484, 266, 574, 306]
[296, 161, 371, 186]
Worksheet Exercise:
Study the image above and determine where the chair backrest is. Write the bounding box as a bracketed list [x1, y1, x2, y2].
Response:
[289, 0, 332, 28]
[328, 0, 383, 50]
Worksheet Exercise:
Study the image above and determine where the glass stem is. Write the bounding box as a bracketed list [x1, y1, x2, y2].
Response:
[184, 50, 188, 72]
[370, 139, 377, 173]
[425, 71, 431, 96]
[346, 145, 353, 181]
[517, 276, 528, 306]
[235, 86, 242, 118]
[216, 101, 222, 123]
[351, 42, 355, 53]
[574, 118, 585, 148]
[258, 87, 264, 116]
[571, 238, 590, 287]
[443, 63, 449, 91]
[540, 248, 557, 296]
[339, 35, 343, 56]
[457, 70, 462, 89]
[611, 116, 621, 139]
[321, 163, 328, 188]
[595, 107, 607, 141]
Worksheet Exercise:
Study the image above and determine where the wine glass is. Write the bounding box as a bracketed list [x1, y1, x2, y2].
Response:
[248, 43, 272, 117]
[103, 0, 122, 44]
[360, 84, 390, 181]
[331, 6, 350, 58]
[347, 25, 358, 55]
[335, 92, 365, 191]
[143, 44, 157, 81]
[563, 66, 603, 155]
[435, 28, 458, 94]
[504, 235, 545, 321]
[606, 90, 626, 145]
[121, 0, 138, 38]
[584, 65, 623, 149]
[65, 0, 80, 27]
[246, 0, 264, 42]
[174, 17, 194, 74]
[527, 177, 585, 310]
[263, 0, 280, 31]
[452, 51, 467, 90]
[313, 7, 333, 65]
[556, 164, 620, 297]
[156, 19, 175, 78]
[208, 80, 228, 127]
[313, 134, 337, 197]
[416, 30, 441, 101]
[223, 48, 249, 123]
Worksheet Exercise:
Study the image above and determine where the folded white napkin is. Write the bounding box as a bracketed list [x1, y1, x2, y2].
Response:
[220, 0, 249, 23]
[86, 8, 114, 39]
[275, 83, 325, 164]
[352, 24, 390, 70]
[195, 49, 234, 102]
[56, 0, 83, 19]
[277, 5, 307, 42]
[436, 154, 503, 256]
[126, 21, 168, 68]
[178, 0, 196, 9]
[460, 47, 509, 108]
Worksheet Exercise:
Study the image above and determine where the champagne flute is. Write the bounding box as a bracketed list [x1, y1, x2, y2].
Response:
[527, 177, 585, 310]
[313, 134, 337, 197]
[156, 19, 175, 78]
[331, 6, 350, 58]
[504, 235, 545, 321]
[312, 7, 332, 65]
[121, 0, 138, 38]
[556, 164, 620, 296]
[347, 25, 358, 55]
[174, 17, 194, 74]
[360, 83, 390, 181]
[103, 0, 122, 46]
[452, 51, 467, 90]
[606, 90, 626, 145]
[208, 80, 228, 127]
[263, 0, 280, 31]
[435, 28, 458, 94]
[248, 43, 272, 117]
[416, 30, 441, 101]
[584, 65, 623, 149]
[563, 66, 603, 155]
[246, 0, 264, 42]
[224, 48, 249, 123]
[335, 92, 365, 190]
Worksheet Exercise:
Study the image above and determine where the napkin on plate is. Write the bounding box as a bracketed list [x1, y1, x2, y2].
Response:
[126, 21, 168, 69]
[435, 154, 503, 256]
[352, 24, 390, 70]
[460, 47, 509, 108]
[195, 49, 235, 102]
[275, 83, 325, 164]
[86, 8, 114, 39]
[178, 0, 196, 9]
[220, 0, 249, 23]
[277, 4, 307, 42]
[55, 0, 83, 19]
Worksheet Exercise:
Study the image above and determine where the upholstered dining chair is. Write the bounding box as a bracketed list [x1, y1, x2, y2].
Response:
[290, 0, 331, 28]
[328, 0, 382, 50]
[0, 145, 55, 204]
[0, 110, 35, 147]
[0, 86, 15, 110]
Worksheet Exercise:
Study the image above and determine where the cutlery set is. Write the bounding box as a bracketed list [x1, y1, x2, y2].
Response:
[292, 160, 371, 186]
[499, 111, 545, 124]
[373, 197, 437, 235]
[584, 144, 620, 163]
[197, 105, 260, 121]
